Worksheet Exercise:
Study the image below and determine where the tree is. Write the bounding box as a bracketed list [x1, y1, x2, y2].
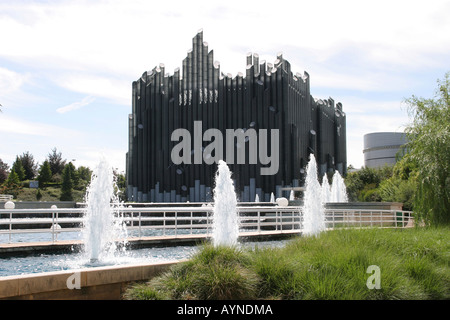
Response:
[19, 151, 38, 180]
[11, 156, 25, 181]
[60, 164, 74, 201]
[36, 188, 43, 201]
[76, 165, 92, 191]
[378, 156, 417, 211]
[47, 147, 66, 177]
[77, 166, 92, 183]
[67, 162, 79, 187]
[0, 171, 22, 198]
[0, 158, 9, 184]
[404, 72, 450, 226]
[37, 160, 52, 188]
[344, 166, 392, 202]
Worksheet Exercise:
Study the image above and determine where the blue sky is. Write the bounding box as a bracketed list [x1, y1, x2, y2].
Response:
[1, 0, 449, 172]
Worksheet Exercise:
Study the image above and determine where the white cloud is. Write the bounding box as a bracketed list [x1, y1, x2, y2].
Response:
[0, 0, 447, 173]
[1, 0, 448, 80]
[0, 67, 29, 94]
[56, 96, 96, 114]
[56, 75, 130, 106]
[0, 114, 80, 137]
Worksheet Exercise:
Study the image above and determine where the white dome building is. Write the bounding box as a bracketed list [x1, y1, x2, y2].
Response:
[363, 132, 407, 168]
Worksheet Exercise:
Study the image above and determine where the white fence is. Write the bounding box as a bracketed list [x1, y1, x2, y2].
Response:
[0, 195, 13, 202]
[0, 206, 414, 244]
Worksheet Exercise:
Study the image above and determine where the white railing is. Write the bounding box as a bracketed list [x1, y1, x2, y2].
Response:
[0, 206, 414, 244]
[0, 195, 13, 202]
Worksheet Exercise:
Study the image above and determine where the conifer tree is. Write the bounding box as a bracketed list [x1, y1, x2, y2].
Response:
[37, 160, 52, 188]
[11, 156, 25, 181]
[60, 164, 74, 201]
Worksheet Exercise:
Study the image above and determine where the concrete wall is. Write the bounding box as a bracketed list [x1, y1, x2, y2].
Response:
[0, 201, 77, 209]
[325, 202, 404, 211]
[289, 201, 405, 211]
[0, 260, 179, 300]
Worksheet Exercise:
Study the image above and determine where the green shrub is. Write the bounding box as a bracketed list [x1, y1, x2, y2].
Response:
[126, 245, 259, 300]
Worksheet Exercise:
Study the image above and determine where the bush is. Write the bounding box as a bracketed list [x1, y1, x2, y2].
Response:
[345, 166, 393, 202]
[378, 177, 416, 210]
[36, 188, 42, 201]
[125, 245, 259, 300]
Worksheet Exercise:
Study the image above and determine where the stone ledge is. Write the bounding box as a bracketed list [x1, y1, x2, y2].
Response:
[0, 260, 180, 300]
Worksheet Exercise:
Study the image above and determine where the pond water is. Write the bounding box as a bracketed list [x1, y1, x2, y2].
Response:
[0, 239, 290, 277]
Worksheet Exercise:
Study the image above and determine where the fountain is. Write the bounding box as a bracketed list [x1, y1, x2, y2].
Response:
[289, 189, 295, 201]
[301, 154, 326, 236]
[82, 158, 128, 263]
[212, 160, 239, 247]
[321, 174, 331, 204]
[330, 170, 348, 203]
[270, 192, 275, 203]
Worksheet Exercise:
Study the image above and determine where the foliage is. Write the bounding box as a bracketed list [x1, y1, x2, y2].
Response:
[60, 164, 74, 201]
[37, 160, 52, 188]
[0, 158, 8, 184]
[377, 155, 417, 211]
[124, 227, 450, 300]
[404, 72, 450, 225]
[114, 171, 127, 201]
[36, 188, 43, 201]
[77, 166, 92, 188]
[378, 178, 416, 211]
[115, 172, 126, 189]
[19, 151, 38, 180]
[345, 153, 417, 211]
[47, 147, 66, 176]
[345, 166, 393, 202]
[14, 186, 85, 202]
[124, 245, 259, 300]
[0, 170, 22, 198]
[11, 156, 26, 181]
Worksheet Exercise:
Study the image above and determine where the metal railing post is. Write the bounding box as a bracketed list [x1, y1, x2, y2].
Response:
[139, 211, 142, 238]
[175, 211, 177, 237]
[52, 211, 55, 243]
[257, 210, 261, 233]
[163, 211, 166, 236]
[9, 211, 12, 243]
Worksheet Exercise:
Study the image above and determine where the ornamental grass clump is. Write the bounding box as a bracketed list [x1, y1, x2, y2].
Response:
[125, 244, 259, 300]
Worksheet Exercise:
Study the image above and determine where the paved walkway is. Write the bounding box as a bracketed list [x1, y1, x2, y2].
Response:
[0, 230, 300, 255]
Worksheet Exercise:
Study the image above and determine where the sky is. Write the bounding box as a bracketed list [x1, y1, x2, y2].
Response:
[1, 0, 449, 173]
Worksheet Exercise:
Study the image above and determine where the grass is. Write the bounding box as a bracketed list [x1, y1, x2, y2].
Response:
[14, 186, 85, 202]
[123, 227, 450, 300]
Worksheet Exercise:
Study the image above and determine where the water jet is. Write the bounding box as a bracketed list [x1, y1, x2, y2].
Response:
[302, 154, 325, 236]
[330, 170, 348, 203]
[82, 158, 128, 263]
[212, 160, 239, 247]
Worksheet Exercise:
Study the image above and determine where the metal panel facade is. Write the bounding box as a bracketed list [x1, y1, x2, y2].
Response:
[127, 31, 346, 202]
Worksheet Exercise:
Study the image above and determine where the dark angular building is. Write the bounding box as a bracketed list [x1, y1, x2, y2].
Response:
[126, 30, 346, 202]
